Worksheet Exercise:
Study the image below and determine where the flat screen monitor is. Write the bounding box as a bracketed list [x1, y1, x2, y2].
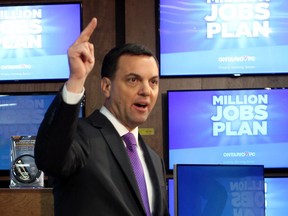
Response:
[0, 2, 82, 82]
[265, 176, 288, 216]
[168, 178, 174, 216]
[174, 164, 265, 216]
[168, 176, 288, 216]
[158, 0, 288, 77]
[166, 88, 288, 173]
[0, 92, 85, 174]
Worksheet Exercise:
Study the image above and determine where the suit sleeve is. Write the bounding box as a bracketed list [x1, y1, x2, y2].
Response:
[34, 92, 87, 178]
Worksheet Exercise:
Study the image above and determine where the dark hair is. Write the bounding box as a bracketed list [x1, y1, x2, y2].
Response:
[101, 43, 158, 78]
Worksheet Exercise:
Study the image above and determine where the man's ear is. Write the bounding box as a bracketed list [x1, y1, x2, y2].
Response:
[101, 77, 111, 98]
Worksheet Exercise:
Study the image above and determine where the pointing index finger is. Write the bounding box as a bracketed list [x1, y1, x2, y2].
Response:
[74, 17, 97, 45]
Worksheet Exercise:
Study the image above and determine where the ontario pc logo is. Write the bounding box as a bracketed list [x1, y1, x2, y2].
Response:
[223, 151, 256, 157]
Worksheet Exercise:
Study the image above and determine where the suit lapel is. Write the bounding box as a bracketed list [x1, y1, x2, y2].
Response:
[88, 110, 146, 212]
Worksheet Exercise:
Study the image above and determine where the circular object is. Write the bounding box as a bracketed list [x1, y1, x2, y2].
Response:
[12, 154, 41, 184]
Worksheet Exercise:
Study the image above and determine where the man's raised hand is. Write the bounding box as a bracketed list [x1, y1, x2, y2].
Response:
[67, 18, 97, 93]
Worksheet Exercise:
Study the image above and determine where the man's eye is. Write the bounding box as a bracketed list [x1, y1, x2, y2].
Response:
[127, 77, 138, 84]
[130, 78, 137, 82]
[151, 79, 158, 85]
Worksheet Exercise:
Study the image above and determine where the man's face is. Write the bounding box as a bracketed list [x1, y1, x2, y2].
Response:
[102, 54, 159, 130]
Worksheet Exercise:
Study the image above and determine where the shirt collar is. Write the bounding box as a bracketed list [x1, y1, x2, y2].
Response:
[100, 106, 138, 140]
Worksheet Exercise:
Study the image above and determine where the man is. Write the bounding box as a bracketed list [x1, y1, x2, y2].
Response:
[34, 18, 169, 216]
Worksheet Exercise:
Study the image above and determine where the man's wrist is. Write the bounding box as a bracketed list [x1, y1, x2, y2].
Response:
[62, 82, 85, 105]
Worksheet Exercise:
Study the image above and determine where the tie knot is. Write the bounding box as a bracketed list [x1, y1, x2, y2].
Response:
[123, 132, 137, 151]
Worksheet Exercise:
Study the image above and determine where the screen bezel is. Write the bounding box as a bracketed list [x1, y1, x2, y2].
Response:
[0, 1, 83, 83]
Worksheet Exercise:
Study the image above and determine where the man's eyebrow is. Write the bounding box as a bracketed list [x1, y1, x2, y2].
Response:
[126, 72, 140, 77]
[151, 75, 159, 80]
[125, 73, 159, 80]
[127, 72, 138, 76]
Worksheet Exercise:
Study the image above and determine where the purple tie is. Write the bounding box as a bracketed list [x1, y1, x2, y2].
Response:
[123, 132, 151, 216]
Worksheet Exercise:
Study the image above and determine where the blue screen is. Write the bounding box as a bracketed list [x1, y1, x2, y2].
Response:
[159, 0, 288, 76]
[0, 93, 84, 170]
[0, 3, 81, 81]
[168, 176, 288, 216]
[168, 178, 174, 216]
[265, 177, 288, 215]
[167, 88, 288, 170]
[174, 164, 265, 216]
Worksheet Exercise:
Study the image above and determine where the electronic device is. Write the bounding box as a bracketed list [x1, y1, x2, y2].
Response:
[168, 176, 288, 216]
[158, 0, 288, 77]
[265, 176, 288, 215]
[0, 92, 85, 174]
[166, 88, 288, 173]
[174, 164, 265, 216]
[167, 178, 174, 216]
[0, 2, 82, 82]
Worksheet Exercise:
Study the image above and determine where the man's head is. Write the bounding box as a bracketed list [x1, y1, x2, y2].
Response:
[101, 43, 159, 131]
[101, 43, 158, 78]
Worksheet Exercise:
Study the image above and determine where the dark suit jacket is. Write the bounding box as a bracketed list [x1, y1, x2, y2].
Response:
[34, 93, 169, 216]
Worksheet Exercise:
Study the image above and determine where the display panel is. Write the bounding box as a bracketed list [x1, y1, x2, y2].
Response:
[167, 88, 288, 172]
[159, 0, 288, 77]
[0, 92, 85, 172]
[174, 164, 265, 216]
[0, 2, 82, 82]
[265, 176, 288, 216]
[168, 178, 174, 216]
[169, 176, 288, 216]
